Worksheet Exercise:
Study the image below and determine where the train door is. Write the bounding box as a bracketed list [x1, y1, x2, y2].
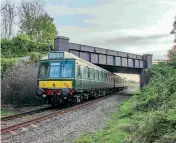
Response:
[76, 63, 82, 90]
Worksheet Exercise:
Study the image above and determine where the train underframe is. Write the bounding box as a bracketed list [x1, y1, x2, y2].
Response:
[37, 87, 127, 106]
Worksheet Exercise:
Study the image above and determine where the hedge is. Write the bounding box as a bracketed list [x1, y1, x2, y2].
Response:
[1, 35, 53, 58]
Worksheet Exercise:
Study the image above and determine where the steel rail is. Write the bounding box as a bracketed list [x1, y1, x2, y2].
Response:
[1, 94, 112, 135]
[1, 90, 127, 135]
[1, 106, 53, 121]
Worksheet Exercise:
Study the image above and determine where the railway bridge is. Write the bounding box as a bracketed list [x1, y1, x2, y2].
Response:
[54, 36, 153, 88]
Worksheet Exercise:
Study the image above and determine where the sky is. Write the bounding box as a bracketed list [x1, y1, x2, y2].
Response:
[7, 0, 176, 59]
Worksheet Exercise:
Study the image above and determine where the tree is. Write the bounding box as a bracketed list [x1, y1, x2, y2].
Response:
[170, 14, 176, 43]
[169, 14, 176, 64]
[18, 0, 57, 42]
[34, 13, 57, 42]
[1, 0, 16, 39]
[167, 46, 176, 61]
[18, 0, 44, 40]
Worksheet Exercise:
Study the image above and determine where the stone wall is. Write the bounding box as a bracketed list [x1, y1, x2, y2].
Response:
[1, 63, 46, 107]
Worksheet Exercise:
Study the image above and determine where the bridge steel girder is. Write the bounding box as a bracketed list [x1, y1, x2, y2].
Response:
[54, 36, 153, 88]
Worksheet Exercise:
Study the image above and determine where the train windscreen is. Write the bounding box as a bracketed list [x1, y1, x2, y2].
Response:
[50, 62, 61, 78]
[38, 61, 74, 79]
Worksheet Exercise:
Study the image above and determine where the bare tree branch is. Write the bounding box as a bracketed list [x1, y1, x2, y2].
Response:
[1, 0, 16, 39]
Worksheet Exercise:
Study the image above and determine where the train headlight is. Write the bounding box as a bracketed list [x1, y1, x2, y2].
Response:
[42, 94, 47, 98]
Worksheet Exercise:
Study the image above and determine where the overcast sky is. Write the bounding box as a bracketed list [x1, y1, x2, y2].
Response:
[12, 0, 176, 59]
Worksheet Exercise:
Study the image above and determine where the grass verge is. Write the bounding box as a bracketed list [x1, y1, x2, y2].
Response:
[75, 63, 176, 143]
[1, 109, 15, 118]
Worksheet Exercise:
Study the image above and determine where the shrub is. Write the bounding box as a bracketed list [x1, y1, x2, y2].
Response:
[1, 35, 52, 58]
[131, 111, 174, 143]
[28, 52, 46, 63]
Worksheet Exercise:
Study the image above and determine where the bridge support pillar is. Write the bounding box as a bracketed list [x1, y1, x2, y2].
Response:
[54, 36, 70, 51]
[140, 54, 153, 88]
[140, 68, 152, 88]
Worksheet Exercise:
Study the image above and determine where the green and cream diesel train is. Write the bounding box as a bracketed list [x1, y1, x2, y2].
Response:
[36, 51, 128, 106]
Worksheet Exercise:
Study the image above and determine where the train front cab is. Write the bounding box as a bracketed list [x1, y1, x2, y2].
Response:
[36, 59, 76, 106]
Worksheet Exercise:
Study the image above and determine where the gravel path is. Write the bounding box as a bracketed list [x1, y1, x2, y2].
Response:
[2, 91, 131, 143]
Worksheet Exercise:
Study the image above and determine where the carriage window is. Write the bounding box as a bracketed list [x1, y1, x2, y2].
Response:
[99, 71, 101, 80]
[90, 68, 93, 79]
[50, 62, 61, 78]
[83, 67, 88, 78]
[39, 62, 49, 78]
[96, 71, 99, 80]
[102, 72, 104, 81]
[85, 67, 87, 78]
[90, 69, 94, 79]
[92, 69, 95, 79]
[88, 68, 90, 78]
[89, 68, 92, 79]
[95, 70, 97, 79]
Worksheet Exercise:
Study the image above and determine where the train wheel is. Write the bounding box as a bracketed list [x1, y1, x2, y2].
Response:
[83, 93, 89, 101]
[74, 93, 83, 103]
[94, 90, 98, 98]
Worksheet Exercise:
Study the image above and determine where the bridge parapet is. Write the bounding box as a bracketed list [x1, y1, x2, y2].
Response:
[54, 36, 153, 70]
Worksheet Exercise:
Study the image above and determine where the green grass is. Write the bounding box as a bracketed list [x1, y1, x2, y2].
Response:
[74, 99, 136, 143]
[1, 109, 15, 118]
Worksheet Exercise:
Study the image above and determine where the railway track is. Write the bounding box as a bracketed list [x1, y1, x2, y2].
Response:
[1, 93, 116, 135]
[1, 90, 128, 135]
[1, 106, 53, 122]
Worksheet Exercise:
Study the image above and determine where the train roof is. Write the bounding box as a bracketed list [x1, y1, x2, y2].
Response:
[40, 51, 122, 78]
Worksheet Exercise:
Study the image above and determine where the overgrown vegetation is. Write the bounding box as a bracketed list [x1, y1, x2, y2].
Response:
[28, 52, 46, 63]
[1, 35, 51, 58]
[75, 49, 176, 143]
[1, 36, 48, 76]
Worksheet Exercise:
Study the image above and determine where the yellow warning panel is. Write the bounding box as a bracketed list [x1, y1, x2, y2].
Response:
[39, 81, 72, 88]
